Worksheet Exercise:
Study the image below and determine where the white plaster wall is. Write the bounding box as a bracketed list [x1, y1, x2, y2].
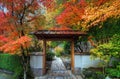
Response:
[75, 55, 101, 68]
[30, 56, 43, 68]
[75, 55, 82, 68]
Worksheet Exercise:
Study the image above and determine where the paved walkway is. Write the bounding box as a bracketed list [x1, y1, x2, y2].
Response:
[46, 57, 82, 79]
[51, 57, 66, 70]
[35, 57, 83, 79]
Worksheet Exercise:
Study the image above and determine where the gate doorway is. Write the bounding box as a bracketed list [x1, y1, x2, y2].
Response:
[33, 30, 86, 74]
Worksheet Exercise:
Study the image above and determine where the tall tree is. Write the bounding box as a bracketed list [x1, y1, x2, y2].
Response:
[56, 0, 120, 30]
[0, 0, 55, 79]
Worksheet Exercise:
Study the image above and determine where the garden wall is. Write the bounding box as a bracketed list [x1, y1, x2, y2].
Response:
[30, 52, 44, 77]
[75, 54, 102, 69]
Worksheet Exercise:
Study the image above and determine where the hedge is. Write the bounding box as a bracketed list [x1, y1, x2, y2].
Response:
[0, 53, 23, 78]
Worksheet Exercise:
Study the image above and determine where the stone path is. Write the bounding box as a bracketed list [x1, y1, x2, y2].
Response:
[51, 57, 66, 71]
[47, 57, 71, 79]
[46, 57, 82, 79]
[35, 57, 83, 79]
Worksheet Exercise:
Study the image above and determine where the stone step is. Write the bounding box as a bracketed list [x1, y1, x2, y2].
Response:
[75, 75, 83, 79]
[49, 70, 69, 76]
[47, 76, 74, 79]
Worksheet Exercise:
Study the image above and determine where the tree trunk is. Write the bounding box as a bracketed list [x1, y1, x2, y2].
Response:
[21, 49, 28, 79]
[24, 71, 27, 79]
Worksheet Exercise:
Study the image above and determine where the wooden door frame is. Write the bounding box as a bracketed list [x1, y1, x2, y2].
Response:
[42, 38, 75, 74]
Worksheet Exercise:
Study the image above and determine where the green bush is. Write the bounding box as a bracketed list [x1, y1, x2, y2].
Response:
[46, 51, 55, 61]
[105, 59, 120, 78]
[55, 52, 61, 57]
[82, 69, 105, 79]
[0, 53, 23, 78]
[106, 68, 120, 78]
[54, 46, 64, 57]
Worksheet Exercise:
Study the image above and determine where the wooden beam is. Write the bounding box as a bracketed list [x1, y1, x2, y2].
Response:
[45, 38, 74, 41]
[71, 39, 75, 73]
[43, 40, 46, 74]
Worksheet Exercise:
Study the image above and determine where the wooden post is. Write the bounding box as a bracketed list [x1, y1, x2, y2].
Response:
[71, 39, 75, 73]
[43, 40, 46, 74]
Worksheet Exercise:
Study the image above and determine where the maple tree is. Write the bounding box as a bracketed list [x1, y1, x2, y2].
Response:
[56, 0, 86, 29]
[84, 0, 120, 47]
[0, 0, 55, 79]
[39, 0, 56, 11]
[56, 0, 120, 48]
[56, 0, 120, 30]
[82, 0, 120, 30]
[0, 0, 120, 78]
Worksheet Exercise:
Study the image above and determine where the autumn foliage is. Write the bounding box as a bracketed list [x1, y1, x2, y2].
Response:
[0, 36, 31, 54]
[56, 0, 86, 27]
[82, 0, 120, 29]
[50, 26, 72, 30]
[1, 0, 120, 53]
[0, 0, 55, 54]
[39, 0, 56, 11]
[56, 0, 120, 30]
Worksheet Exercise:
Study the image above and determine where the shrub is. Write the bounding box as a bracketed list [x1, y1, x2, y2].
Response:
[106, 68, 120, 78]
[105, 59, 120, 78]
[54, 46, 63, 57]
[0, 53, 23, 78]
[46, 51, 55, 61]
[82, 68, 106, 79]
